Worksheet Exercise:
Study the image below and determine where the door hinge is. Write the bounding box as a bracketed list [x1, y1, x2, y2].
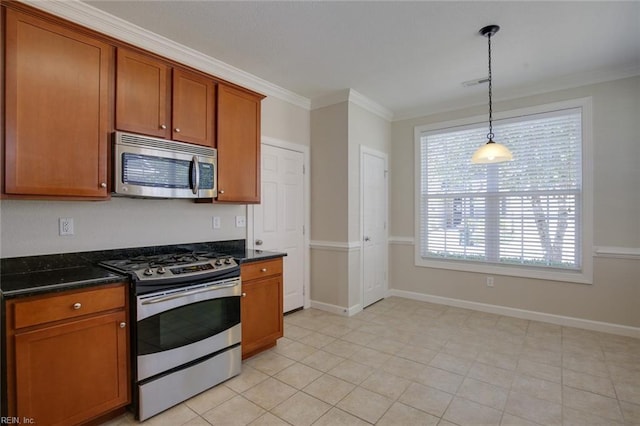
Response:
[303, 164, 306, 174]
[302, 225, 305, 235]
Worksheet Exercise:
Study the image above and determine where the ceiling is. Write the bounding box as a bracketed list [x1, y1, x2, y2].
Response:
[83, 1, 640, 120]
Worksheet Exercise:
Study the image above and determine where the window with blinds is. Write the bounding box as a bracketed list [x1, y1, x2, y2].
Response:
[417, 105, 587, 278]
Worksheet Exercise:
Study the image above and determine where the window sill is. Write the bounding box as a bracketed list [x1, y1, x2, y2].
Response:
[414, 255, 593, 284]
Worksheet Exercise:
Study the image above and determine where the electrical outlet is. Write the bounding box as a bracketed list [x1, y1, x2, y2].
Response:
[59, 217, 74, 236]
[486, 276, 494, 287]
[212, 216, 221, 229]
[235, 216, 246, 228]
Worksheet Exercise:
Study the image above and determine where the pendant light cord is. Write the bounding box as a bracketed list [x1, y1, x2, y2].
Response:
[487, 33, 494, 141]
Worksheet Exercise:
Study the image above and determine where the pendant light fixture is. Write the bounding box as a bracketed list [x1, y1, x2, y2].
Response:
[472, 25, 513, 164]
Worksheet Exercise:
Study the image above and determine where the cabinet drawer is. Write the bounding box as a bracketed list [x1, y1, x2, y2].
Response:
[13, 285, 126, 329]
[241, 259, 282, 282]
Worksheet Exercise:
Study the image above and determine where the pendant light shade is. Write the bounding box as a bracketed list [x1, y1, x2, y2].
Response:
[472, 25, 513, 164]
[471, 140, 513, 164]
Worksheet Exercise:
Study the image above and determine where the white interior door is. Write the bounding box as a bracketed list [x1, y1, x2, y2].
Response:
[361, 147, 388, 308]
[253, 144, 305, 313]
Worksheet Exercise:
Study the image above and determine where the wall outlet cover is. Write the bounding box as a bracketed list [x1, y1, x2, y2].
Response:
[59, 217, 74, 236]
[235, 216, 246, 228]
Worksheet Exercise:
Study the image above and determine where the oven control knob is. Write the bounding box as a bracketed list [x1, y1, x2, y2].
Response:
[157, 266, 166, 274]
[225, 258, 233, 264]
[143, 268, 154, 276]
[215, 259, 223, 266]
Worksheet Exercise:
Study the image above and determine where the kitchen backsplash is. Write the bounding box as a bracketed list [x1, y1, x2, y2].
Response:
[0, 197, 247, 258]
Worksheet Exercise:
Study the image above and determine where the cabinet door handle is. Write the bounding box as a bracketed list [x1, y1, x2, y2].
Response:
[175, 128, 181, 133]
[73, 303, 82, 310]
[242, 292, 247, 297]
[160, 124, 167, 129]
[119, 322, 126, 328]
[260, 268, 267, 272]
[100, 182, 107, 188]
[219, 189, 225, 194]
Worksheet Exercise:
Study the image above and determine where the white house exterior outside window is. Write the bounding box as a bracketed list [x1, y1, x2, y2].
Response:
[414, 98, 593, 283]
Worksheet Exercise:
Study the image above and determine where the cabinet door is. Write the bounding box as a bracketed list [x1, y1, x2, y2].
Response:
[241, 275, 283, 359]
[14, 311, 129, 426]
[116, 48, 171, 139]
[217, 84, 263, 203]
[172, 68, 215, 147]
[4, 10, 111, 197]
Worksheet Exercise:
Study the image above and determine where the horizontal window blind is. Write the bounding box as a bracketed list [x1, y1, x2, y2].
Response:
[419, 107, 582, 271]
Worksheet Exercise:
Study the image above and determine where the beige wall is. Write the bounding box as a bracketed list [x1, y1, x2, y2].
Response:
[310, 102, 350, 242]
[261, 96, 310, 146]
[389, 76, 640, 328]
[0, 97, 311, 258]
[309, 99, 391, 312]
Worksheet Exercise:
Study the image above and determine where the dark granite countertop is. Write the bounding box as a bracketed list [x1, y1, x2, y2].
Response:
[1, 240, 285, 298]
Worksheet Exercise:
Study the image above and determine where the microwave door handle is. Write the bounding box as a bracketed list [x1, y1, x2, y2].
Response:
[191, 156, 200, 195]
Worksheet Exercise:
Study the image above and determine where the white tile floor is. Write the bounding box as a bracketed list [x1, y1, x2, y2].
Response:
[103, 297, 640, 425]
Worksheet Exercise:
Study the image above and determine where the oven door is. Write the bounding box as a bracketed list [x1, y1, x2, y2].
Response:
[136, 277, 241, 381]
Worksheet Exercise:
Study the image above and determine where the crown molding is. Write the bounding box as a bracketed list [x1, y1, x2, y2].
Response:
[349, 89, 394, 121]
[311, 89, 393, 121]
[22, 0, 311, 110]
[394, 66, 640, 121]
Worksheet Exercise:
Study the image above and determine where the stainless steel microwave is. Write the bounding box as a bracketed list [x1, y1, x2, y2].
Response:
[113, 131, 217, 199]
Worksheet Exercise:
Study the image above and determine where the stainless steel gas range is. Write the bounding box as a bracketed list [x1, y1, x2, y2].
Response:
[100, 251, 242, 421]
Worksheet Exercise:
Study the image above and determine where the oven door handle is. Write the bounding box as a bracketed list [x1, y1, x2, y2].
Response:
[141, 281, 239, 305]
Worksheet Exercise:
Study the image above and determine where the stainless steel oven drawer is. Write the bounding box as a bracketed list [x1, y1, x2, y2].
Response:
[138, 344, 241, 421]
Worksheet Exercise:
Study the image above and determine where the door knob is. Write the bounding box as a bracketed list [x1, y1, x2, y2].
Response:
[255, 239, 263, 246]
[364, 236, 371, 242]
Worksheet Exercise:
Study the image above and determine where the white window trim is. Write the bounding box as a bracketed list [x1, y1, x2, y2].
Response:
[414, 97, 593, 284]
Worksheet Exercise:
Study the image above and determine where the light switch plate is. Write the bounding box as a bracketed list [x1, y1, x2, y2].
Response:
[212, 216, 221, 229]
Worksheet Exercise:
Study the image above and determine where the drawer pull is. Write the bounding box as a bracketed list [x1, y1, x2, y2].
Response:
[120, 322, 126, 328]
[73, 303, 82, 310]
[260, 268, 267, 272]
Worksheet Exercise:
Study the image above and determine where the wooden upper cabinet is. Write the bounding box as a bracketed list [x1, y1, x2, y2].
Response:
[172, 68, 216, 146]
[216, 84, 264, 203]
[4, 9, 112, 197]
[116, 48, 215, 147]
[115, 48, 171, 139]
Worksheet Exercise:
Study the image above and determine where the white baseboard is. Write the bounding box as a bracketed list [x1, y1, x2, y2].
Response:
[310, 300, 362, 317]
[389, 289, 640, 339]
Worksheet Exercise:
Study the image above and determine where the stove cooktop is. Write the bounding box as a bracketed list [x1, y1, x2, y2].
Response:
[99, 251, 239, 285]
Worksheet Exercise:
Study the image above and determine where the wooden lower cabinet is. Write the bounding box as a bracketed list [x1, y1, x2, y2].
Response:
[241, 258, 284, 359]
[4, 283, 130, 425]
